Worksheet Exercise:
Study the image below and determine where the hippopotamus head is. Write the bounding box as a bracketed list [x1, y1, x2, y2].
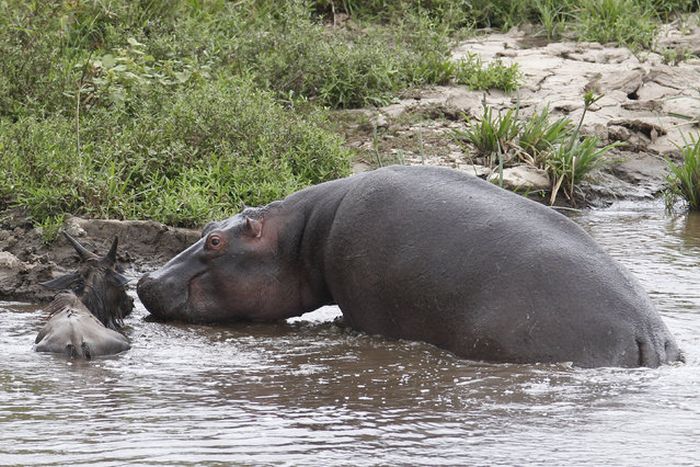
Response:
[137, 209, 310, 323]
[42, 233, 133, 329]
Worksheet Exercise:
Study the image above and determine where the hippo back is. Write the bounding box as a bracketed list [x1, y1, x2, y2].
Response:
[322, 165, 681, 367]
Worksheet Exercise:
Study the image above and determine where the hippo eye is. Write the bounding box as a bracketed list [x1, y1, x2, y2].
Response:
[206, 233, 223, 250]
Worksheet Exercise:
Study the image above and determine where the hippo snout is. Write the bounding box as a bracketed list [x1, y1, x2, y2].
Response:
[137, 273, 187, 320]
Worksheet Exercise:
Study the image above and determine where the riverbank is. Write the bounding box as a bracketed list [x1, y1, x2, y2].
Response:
[0, 212, 199, 302]
[4, 19, 700, 302]
[343, 22, 700, 204]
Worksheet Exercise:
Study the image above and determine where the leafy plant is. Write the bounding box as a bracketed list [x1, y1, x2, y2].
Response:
[455, 93, 620, 203]
[535, 0, 570, 40]
[547, 91, 620, 203]
[456, 106, 521, 160]
[577, 0, 658, 49]
[665, 134, 700, 210]
[547, 136, 620, 203]
[455, 54, 522, 92]
[518, 107, 572, 165]
[39, 215, 66, 244]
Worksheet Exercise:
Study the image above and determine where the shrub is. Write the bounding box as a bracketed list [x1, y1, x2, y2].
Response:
[456, 107, 521, 160]
[0, 78, 351, 227]
[577, 0, 658, 50]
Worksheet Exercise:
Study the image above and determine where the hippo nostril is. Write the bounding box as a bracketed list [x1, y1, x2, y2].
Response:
[136, 274, 161, 312]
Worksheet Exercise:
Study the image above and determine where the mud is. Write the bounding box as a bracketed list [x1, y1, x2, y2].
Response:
[0, 211, 198, 302]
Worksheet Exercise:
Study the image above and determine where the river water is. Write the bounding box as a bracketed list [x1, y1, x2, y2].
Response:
[1, 201, 699, 466]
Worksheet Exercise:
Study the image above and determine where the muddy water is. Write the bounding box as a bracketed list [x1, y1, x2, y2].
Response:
[1, 201, 699, 466]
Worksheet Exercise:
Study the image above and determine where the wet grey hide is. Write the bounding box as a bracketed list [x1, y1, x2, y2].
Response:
[34, 233, 133, 359]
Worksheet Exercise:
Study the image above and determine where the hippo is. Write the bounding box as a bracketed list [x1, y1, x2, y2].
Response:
[137, 165, 682, 368]
[34, 233, 133, 359]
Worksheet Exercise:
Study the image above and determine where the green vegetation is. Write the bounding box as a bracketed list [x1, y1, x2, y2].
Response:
[321, 0, 698, 49]
[455, 93, 620, 204]
[1, 77, 350, 227]
[0, 0, 697, 232]
[665, 135, 700, 210]
[0, 0, 522, 231]
[458, 106, 522, 162]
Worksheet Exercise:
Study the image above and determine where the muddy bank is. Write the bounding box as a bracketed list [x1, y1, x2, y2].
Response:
[342, 23, 700, 203]
[5, 25, 700, 302]
[0, 213, 199, 302]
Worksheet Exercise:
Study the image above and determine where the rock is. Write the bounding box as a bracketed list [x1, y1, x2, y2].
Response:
[63, 217, 87, 238]
[610, 152, 669, 196]
[656, 17, 700, 56]
[607, 118, 667, 142]
[457, 163, 491, 177]
[0, 251, 23, 270]
[0, 251, 54, 301]
[352, 161, 372, 174]
[594, 68, 645, 95]
[488, 165, 550, 192]
[371, 113, 388, 129]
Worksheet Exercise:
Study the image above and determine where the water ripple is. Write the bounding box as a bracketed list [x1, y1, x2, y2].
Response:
[1, 201, 699, 465]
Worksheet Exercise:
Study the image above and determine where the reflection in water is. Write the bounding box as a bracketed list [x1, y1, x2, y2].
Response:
[1, 201, 699, 465]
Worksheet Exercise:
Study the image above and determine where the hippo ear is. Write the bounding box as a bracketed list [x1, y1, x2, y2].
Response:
[244, 217, 263, 238]
[63, 232, 98, 261]
[40, 272, 82, 290]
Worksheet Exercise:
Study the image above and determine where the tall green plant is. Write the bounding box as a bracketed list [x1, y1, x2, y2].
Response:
[665, 135, 700, 210]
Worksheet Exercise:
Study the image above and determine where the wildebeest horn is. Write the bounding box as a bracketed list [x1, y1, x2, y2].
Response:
[104, 236, 119, 264]
[63, 232, 97, 260]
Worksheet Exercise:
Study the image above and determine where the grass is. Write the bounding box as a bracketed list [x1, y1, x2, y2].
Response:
[457, 106, 522, 164]
[518, 107, 572, 165]
[577, 0, 658, 49]
[665, 135, 700, 210]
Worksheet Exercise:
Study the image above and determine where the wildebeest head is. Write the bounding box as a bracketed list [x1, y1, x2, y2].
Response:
[42, 233, 134, 330]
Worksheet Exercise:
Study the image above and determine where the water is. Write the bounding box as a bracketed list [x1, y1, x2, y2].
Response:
[1, 201, 699, 466]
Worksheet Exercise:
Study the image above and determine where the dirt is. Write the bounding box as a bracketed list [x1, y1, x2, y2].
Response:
[0, 211, 199, 303]
[4, 21, 700, 302]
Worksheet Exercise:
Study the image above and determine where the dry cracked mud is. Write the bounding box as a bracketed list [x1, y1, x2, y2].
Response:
[342, 22, 700, 204]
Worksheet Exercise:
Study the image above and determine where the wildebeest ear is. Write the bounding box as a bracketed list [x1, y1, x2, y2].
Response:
[103, 236, 119, 265]
[40, 272, 82, 290]
[108, 271, 131, 288]
[244, 217, 263, 238]
[63, 232, 98, 261]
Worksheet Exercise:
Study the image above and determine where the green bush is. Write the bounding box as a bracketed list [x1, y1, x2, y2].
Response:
[0, 78, 351, 227]
[577, 0, 658, 49]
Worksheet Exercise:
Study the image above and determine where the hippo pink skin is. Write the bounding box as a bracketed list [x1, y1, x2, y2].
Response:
[137, 166, 682, 368]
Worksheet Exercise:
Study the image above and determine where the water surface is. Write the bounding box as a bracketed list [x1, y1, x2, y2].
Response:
[1, 201, 699, 465]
